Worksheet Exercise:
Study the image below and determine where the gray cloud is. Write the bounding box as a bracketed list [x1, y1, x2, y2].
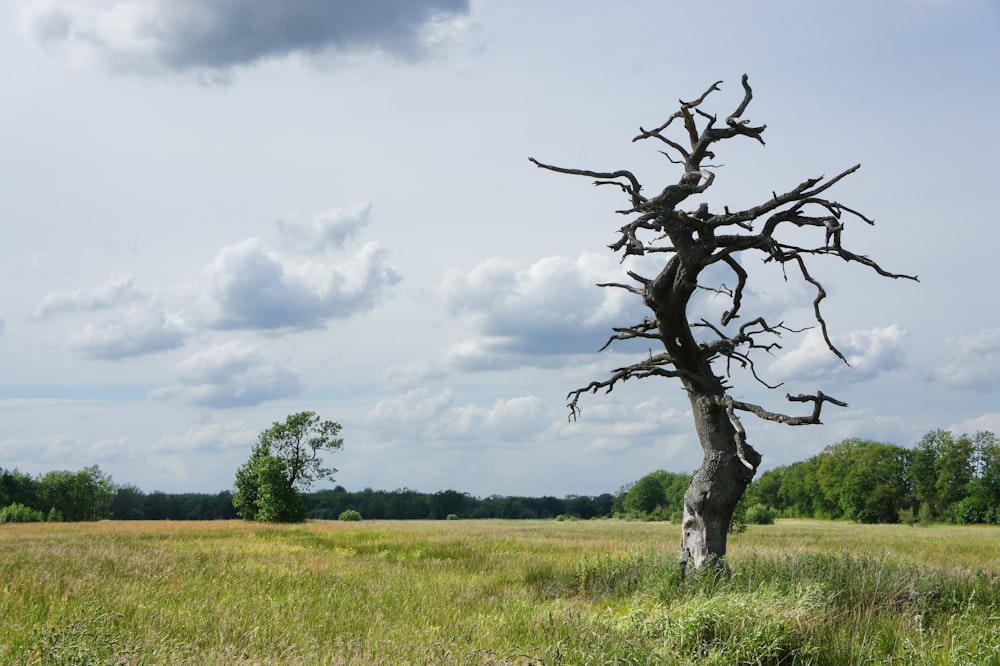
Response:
[23, 0, 472, 76]
[151, 341, 302, 408]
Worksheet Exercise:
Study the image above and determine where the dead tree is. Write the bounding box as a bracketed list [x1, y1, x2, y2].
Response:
[530, 76, 917, 572]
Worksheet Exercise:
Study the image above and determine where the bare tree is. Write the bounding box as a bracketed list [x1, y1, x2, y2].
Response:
[530, 76, 917, 572]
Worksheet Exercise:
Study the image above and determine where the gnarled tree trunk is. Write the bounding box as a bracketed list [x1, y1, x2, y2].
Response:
[679, 391, 759, 572]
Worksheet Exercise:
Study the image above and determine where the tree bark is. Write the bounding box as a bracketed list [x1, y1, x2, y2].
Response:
[679, 391, 758, 573]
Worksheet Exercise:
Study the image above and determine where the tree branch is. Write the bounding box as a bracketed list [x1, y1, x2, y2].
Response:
[528, 157, 645, 209]
[722, 395, 762, 472]
[730, 391, 848, 426]
[567, 352, 702, 420]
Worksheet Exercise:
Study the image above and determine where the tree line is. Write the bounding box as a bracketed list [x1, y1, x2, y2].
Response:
[4, 428, 997, 525]
[0, 466, 614, 523]
[742, 430, 1000, 524]
[304, 487, 615, 520]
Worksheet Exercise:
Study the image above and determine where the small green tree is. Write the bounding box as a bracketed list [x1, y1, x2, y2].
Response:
[233, 442, 268, 521]
[253, 455, 306, 523]
[233, 412, 343, 523]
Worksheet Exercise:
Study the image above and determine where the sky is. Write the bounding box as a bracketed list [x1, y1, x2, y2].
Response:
[2, 0, 1000, 498]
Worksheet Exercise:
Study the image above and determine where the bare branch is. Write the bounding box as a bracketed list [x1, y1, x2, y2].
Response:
[727, 74, 754, 125]
[830, 245, 920, 281]
[632, 80, 723, 143]
[596, 281, 645, 296]
[722, 395, 762, 471]
[597, 318, 660, 351]
[720, 256, 747, 326]
[730, 391, 848, 426]
[567, 353, 703, 420]
[790, 254, 847, 364]
[528, 157, 646, 209]
[680, 80, 725, 108]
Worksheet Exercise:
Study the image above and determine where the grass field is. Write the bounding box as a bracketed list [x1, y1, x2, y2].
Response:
[1, 519, 998, 665]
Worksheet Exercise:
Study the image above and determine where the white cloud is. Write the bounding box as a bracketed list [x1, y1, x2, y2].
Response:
[202, 237, 400, 331]
[935, 328, 1000, 391]
[20, 0, 473, 78]
[33, 274, 145, 320]
[67, 306, 187, 360]
[380, 253, 652, 388]
[151, 341, 302, 408]
[949, 412, 1000, 436]
[366, 388, 549, 445]
[0, 432, 123, 467]
[443, 253, 647, 361]
[202, 238, 326, 330]
[276, 203, 372, 252]
[766, 325, 909, 384]
[368, 387, 454, 426]
[427, 395, 548, 441]
[151, 420, 257, 453]
[22, 206, 400, 362]
[383, 358, 448, 392]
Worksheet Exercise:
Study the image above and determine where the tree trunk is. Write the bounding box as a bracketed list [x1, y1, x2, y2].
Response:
[679, 391, 758, 573]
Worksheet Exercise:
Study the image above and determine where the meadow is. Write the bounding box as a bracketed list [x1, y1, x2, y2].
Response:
[1, 519, 998, 665]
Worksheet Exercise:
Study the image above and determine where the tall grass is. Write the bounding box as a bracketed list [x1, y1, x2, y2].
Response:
[1, 519, 997, 664]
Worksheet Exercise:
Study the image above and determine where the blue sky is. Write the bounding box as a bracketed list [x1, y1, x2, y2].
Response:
[2, 0, 999, 497]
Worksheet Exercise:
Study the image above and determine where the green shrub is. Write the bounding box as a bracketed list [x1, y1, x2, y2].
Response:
[0, 503, 46, 523]
[47, 507, 64, 522]
[446, 513, 459, 520]
[338, 509, 362, 521]
[952, 495, 990, 524]
[744, 503, 777, 525]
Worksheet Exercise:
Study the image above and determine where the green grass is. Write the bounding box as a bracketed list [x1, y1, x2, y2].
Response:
[1, 519, 998, 664]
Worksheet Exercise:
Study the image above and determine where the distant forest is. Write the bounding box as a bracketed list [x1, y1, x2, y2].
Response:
[2, 429, 997, 525]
